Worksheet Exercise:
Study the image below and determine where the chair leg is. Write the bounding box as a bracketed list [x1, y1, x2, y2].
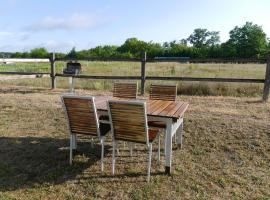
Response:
[91, 137, 94, 149]
[177, 122, 184, 149]
[69, 134, 73, 165]
[164, 130, 167, 156]
[174, 133, 177, 145]
[101, 137, 104, 173]
[147, 143, 153, 183]
[158, 133, 160, 163]
[112, 140, 116, 175]
[129, 142, 133, 156]
[180, 122, 183, 149]
[72, 134, 77, 150]
[116, 141, 120, 155]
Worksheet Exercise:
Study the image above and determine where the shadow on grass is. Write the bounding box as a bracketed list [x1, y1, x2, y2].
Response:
[0, 136, 110, 192]
[0, 136, 165, 191]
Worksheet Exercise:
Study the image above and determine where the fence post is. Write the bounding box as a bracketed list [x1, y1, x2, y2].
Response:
[263, 55, 270, 102]
[50, 52, 56, 89]
[140, 51, 147, 95]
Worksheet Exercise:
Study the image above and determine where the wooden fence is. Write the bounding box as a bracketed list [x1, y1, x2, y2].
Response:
[51, 52, 270, 102]
[0, 52, 269, 101]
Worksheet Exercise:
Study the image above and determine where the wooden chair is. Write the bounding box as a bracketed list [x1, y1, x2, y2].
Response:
[99, 82, 138, 122]
[61, 95, 111, 172]
[148, 84, 177, 129]
[149, 84, 177, 101]
[108, 100, 160, 182]
[113, 82, 138, 99]
[148, 84, 180, 149]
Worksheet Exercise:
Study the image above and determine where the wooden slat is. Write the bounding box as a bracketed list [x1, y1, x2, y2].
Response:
[108, 101, 147, 143]
[113, 82, 138, 99]
[95, 96, 189, 120]
[166, 102, 185, 117]
[146, 100, 160, 113]
[150, 84, 177, 101]
[147, 101, 165, 115]
[63, 97, 98, 136]
[94, 96, 112, 110]
[173, 102, 189, 118]
[159, 102, 176, 116]
[151, 101, 172, 115]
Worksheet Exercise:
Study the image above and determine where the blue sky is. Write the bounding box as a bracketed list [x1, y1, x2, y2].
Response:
[0, 0, 269, 52]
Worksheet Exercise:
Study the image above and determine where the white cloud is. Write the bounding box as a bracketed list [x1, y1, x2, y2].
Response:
[25, 14, 101, 32]
[40, 40, 76, 52]
[0, 31, 30, 42]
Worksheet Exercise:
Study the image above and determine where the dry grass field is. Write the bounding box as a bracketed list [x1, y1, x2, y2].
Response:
[0, 86, 269, 199]
[0, 61, 266, 96]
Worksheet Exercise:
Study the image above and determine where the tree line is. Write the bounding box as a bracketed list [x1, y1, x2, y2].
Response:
[7, 22, 270, 60]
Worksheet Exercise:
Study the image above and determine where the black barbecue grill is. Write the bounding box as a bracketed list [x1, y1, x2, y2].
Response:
[63, 61, 81, 75]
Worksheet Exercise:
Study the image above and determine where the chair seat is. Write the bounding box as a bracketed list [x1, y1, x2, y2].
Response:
[99, 123, 111, 136]
[148, 121, 166, 129]
[148, 129, 159, 143]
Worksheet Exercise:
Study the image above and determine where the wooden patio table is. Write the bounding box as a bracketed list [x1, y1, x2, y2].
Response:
[95, 96, 189, 175]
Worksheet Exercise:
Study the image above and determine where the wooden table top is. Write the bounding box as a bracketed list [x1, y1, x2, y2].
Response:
[95, 96, 189, 120]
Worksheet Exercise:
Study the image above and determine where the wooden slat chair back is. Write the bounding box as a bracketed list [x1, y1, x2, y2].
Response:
[113, 82, 138, 99]
[150, 84, 177, 101]
[62, 96, 99, 137]
[108, 100, 148, 144]
[108, 100, 160, 182]
[61, 95, 111, 172]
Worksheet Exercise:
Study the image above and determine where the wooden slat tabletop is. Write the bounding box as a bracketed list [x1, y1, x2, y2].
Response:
[94, 96, 189, 120]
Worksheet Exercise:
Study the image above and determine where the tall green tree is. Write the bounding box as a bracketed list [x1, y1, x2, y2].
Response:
[227, 22, 268, 58]
[206, 31, 220, 46]
[30, 48, 49, 58]
[66, 47, 77, 59]
[187, 28, 220, 48]
[117, 38, 148, 56]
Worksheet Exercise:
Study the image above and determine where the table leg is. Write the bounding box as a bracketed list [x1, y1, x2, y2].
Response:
[165, 118, 173, 175]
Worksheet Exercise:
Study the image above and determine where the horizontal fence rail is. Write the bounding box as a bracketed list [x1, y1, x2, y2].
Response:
[55, 74, 141, 80]
[55, 58, 141, 62]
[55, 73, 265, 83]
[146, 76, 265, 83]
[0, 72, 50, 75]
[0, 58, 50, 63]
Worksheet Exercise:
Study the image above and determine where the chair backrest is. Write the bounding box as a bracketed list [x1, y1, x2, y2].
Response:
[61, 95, 100, 137]
[149, 84, 177, 101]
[108, 100, 149, 145]
[113, 82, 138, 99]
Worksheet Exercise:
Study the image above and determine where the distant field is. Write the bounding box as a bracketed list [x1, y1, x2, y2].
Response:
[0, 61, 266, 96]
